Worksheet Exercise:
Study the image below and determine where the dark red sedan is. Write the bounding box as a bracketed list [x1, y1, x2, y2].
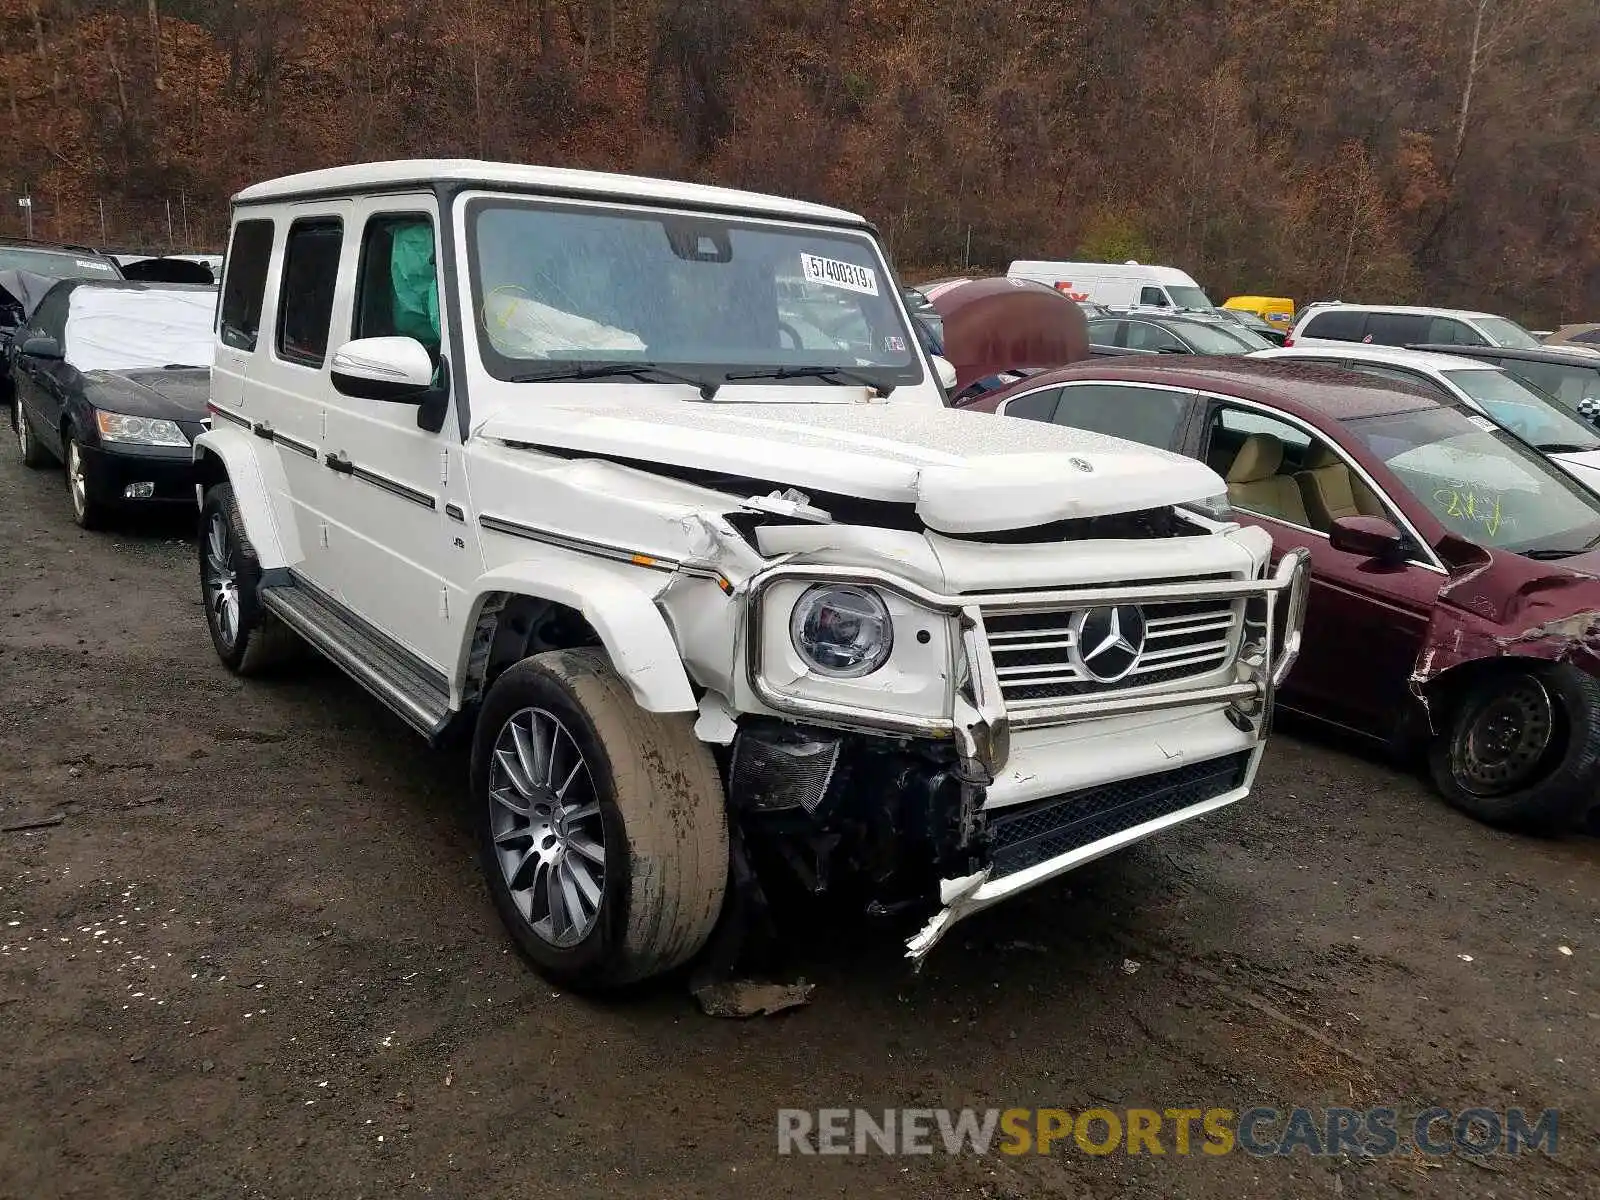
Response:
[958, 357, 1600, 832]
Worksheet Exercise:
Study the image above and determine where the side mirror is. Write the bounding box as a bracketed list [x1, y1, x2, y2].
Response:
[20, 335, 62, 360]
[330, 336, 434, 403]
[1329, 515, 1409, 566]
[931, 354, 957, 392]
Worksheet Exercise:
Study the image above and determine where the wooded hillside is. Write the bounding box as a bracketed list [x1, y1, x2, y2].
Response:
[2, 0, 1596, 324]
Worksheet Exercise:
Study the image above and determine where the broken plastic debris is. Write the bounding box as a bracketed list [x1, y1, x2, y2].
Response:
[1558, 946, 1573, 956]
[1121, 959, 1142, 975]
[693, 979, 814, 1018]
[1458, 954, 1475, 963]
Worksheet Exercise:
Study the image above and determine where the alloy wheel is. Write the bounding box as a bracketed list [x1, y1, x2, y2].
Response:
[1454, 676, 1555, 796]
[488, 707, 606, 949]
[202, 510, 241, 649]
[66, 439, 87, 519]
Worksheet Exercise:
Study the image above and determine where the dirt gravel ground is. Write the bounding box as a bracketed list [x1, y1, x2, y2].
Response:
[1, 443, 1596, 1200]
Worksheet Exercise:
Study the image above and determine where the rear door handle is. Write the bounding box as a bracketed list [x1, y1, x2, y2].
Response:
[324, 451, 354, 475]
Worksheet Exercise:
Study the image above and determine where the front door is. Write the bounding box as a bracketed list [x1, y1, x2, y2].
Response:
[1197, 401, 1442, 738]
[315, 195, 480, 672]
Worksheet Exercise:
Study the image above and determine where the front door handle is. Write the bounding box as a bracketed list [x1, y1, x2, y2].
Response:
[324, 450, 354, 475]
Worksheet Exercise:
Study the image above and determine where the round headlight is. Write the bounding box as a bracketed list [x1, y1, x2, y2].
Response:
[789, 585, 893, 678]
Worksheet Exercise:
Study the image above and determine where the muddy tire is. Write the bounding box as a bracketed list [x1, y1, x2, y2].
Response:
[64, 430, 112, 530]
[199, 483, 301, 675]
[1428, 663, 1600, 833]
[471, 649, 728, 990]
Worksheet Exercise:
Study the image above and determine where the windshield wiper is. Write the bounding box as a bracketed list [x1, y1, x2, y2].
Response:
[507, 361, 720, 400]
[1535, 442, 1597, 454]
[1525, 547, 1582, 559]
[162, 363, 206, 369]
[722, 365, 894, 396]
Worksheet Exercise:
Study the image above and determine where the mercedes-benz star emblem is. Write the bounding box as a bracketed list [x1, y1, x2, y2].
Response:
[1071, 604, 1147, 683]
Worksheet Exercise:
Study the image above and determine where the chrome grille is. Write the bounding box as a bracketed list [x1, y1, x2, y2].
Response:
[985, 592, 1242, 707]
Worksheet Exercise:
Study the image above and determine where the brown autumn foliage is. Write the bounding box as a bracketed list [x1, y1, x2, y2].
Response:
[1, 0, 1596, 325]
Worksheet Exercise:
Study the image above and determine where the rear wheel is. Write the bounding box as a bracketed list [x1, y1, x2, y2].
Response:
[472, 649, 728, 990]
[14, 395, 50, 468]
[1429, 663, 1600, 833]
[199, 483, 300, 674]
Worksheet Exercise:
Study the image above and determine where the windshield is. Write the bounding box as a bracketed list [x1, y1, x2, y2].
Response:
[1167, 285, 1213, 309]
[1472, 316, 1541, 350]
[64, 286, 216, 373]
[1344, 407, 1600, 554]
[1181, 320, 1271, 353]
[0, 247, 120, 281]
[466, 198, 922, 389]
[1441, 369, 1600, 451]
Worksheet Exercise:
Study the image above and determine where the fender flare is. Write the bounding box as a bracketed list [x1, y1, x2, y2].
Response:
[191, 425, 298, 569]
[464, 561, 698, 713]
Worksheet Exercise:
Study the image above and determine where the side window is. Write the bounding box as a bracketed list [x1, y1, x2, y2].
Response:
[1086, 319, 1121, 347]
[29, 286, 72, 343]
[1301, 310, 1364, 341]
[1000, 387, 1062, 422]
[1364, 313, 1429, 346]
[219, 219, 275, 352]
[1139, 286, 1166, 306]
[276, 218, 343, 368]
[1124, 322, 1184, 353]
[1208, 406, 1400, 537]
[354, 214, 441, 355]
[1054, 383, 1191, 450]
[1427, 316, 1486, 346]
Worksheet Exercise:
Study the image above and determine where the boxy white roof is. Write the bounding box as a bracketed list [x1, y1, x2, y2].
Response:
[233, 159, 869, 227]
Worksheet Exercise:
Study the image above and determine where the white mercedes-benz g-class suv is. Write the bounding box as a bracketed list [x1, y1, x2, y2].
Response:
[193, 160, 1308, 989]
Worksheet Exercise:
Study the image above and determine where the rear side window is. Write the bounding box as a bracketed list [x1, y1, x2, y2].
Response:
[277, 218, 344, 367]
[1000, 387, 1061, 422]
[219, 219, 275, 352]
[1364, 313, 1430, 346]
[1124, 322, 1185, 353]
[1139, 286, 1166, 306]
[1053, 383, 1191, 450]
[1301, 310, 1364, 341]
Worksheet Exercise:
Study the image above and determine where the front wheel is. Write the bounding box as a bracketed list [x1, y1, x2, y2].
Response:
[1429, 664, 1600, 833]
[471, 649, 729, 990]
[65, 432, 111, 529]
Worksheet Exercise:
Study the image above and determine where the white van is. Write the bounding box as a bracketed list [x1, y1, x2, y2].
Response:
[1006, 260, 1212, 310]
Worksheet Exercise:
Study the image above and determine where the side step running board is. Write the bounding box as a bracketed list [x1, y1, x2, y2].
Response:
[260, 581, 453, 740]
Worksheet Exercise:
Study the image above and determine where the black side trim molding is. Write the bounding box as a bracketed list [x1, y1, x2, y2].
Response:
[479, 513, 677, 571]
[206, 404, 251, 430]
[273, 431, 318, 458]
[322, 450, 437, 510]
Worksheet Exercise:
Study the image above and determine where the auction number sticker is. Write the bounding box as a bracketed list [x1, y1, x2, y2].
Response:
[801, 252, 879, 296]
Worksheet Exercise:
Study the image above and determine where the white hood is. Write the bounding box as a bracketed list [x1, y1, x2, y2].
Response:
[473, 390, 1225, 534]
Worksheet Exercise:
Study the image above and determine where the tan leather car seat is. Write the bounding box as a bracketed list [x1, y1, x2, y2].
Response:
[1226, 433, 1309, 526]
[1294, 443, 1384, 530]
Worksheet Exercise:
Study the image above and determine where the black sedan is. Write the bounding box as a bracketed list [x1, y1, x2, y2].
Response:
[1087, 310, 1276, 355]
[11, 278, 214, 529]
[1407, 342, 1600, 426]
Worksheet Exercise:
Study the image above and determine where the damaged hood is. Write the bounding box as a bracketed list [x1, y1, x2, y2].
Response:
[474, 393, 1224, 533]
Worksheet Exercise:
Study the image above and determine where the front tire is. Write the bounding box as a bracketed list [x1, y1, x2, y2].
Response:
[199, 483, 300, 675]
[65, 431, 111, 529]
[14, 395, 51, 468]
[1429, 664, 1600, 833]
[472, 649, 729, 990]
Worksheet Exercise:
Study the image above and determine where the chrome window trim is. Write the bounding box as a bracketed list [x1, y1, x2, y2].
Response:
[1199, 391, 1449, 575]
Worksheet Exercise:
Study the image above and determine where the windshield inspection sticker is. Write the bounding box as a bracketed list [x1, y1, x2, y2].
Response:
[801, 253, 879, 296]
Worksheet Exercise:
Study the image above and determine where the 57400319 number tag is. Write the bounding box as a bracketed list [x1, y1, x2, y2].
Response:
[800, 253, 879, 296]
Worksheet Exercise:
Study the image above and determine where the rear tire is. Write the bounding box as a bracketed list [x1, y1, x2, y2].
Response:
[1428, 663, 1600, 833]
[472, 649, 729, 990]
[14, 395, 51, 468]
[199, 483, 301, 675]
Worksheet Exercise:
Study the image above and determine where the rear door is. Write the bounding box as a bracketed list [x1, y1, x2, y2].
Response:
[1363, 312, 1430, 347]
[1295, 308, 1366, 346]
